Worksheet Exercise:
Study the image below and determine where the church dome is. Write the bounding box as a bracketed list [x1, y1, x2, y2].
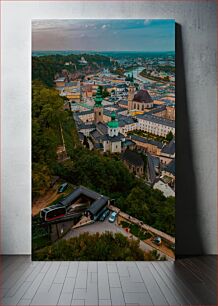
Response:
[107, 111, 119, 128]
[133, 89, 153, 103]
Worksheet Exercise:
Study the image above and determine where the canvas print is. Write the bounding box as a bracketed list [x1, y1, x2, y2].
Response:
[32, 19, 175, 260]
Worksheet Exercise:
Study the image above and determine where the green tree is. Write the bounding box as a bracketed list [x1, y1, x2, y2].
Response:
[125, 187, 149, 218]
[83, 136, 89, 149]
[166, 131, 174, 142]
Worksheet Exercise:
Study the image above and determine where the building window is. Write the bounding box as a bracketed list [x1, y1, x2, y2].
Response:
[99, 112, 101, 115]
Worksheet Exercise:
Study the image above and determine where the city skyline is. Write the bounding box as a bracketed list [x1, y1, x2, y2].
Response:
[32, 19, 175, 260]
[32, 19, 175, 52]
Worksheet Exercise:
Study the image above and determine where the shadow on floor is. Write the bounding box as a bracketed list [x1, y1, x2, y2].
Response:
[175, 23, 205, 257]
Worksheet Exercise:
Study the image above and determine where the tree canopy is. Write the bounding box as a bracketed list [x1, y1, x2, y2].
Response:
[33, 232, 164, 261]
[32, 81, 78, 198]
[55, 149, 175, 236]
[166, 131, 174, 142]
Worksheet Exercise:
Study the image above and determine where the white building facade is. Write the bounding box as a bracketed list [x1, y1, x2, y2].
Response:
[137, 115, 175, 137]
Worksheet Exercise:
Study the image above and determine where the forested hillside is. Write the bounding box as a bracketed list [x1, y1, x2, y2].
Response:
[32, 54, 113, 86]
[32, 80, 78, 198]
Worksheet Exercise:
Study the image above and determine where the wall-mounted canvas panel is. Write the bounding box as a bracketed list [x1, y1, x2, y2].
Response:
[32, 19, 175, 261]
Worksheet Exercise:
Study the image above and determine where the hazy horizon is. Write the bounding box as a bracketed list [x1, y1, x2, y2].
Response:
[32, 19, 175, 52]
[32, 50, 175, 53]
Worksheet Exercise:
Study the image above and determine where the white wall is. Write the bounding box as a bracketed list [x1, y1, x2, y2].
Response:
[1, 0, 217, 254]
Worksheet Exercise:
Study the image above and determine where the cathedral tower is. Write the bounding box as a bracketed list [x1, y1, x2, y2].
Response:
[94, 87, 103, 123]
[128, 83, 135, 111]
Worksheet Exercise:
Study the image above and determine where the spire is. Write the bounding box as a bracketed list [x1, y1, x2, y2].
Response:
[128, 82, 135, 111]
[94, 86, 103, 106]
[127, 72, 134, 85]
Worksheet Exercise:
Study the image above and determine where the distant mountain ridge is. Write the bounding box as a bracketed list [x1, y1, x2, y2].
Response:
[32, 50, 175, 58]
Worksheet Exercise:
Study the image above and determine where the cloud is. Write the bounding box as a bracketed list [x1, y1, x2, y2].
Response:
[101, 24, 110, 30]
[144, 19, 151, 25]
[32, 20, 97, 33]
[32, 19, 175, 52]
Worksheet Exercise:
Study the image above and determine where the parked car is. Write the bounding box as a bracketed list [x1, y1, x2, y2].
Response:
[58, 182, 68, 193]
[153, 237, 162, 245]
[99, 209, 110, 221]
[108, 211, 117, 223]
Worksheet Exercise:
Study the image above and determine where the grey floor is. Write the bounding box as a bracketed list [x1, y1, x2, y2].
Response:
[1, 256, 217, 305]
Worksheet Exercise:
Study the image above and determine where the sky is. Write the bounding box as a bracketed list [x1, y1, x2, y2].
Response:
[32, 19, 175, 52]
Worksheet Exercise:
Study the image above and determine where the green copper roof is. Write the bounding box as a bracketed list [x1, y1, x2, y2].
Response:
[94, 87, 103, 106]
[111, 111, 116, 121]
[108, 121, 119, 128]
[107, 111, 119, 128]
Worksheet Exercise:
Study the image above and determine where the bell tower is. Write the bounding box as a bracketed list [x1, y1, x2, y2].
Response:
[128, 83, 135, 111]
[94, 87, 103, 123]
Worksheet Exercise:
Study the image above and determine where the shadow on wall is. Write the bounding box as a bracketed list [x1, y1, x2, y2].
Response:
[176, 23, 205, 256]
